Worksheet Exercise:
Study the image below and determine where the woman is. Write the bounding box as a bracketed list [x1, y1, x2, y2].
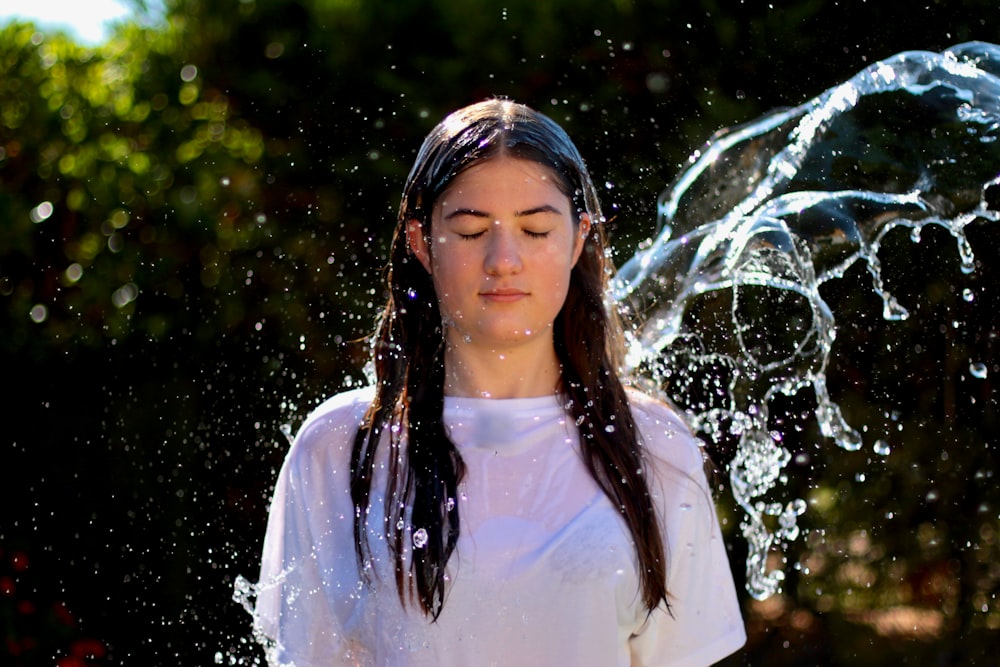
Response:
[253, 99, 746, 666]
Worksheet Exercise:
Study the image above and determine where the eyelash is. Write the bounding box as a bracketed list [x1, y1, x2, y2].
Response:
[457, 230, 550, 240]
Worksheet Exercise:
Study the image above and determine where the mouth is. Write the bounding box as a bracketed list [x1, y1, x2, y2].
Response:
[480, 288, 528, 302]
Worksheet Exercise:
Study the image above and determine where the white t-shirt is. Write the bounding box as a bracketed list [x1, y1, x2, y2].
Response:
[254, 385, 745, 667]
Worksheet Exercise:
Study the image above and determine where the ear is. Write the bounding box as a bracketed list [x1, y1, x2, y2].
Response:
[571, 213, 591, 266]
[406, 219, 432, 273]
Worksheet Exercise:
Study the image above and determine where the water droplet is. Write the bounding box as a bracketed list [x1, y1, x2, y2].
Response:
[29, 201, 53, 223]
[29, 304, 48, 323]
[396, 518, 405, 531]
[962, 288, 975, 302]
[412, 528, 428, 549]
[604, 424, 615, 433]
[873, 439, 891, 456]
[65, 263, 83, 283]
[970, 362, 988, 379]
[111, 282, 139, 308]
[446, 497, 456, 512]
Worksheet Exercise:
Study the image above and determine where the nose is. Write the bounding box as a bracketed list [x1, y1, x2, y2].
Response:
[484, 224, 523, 276]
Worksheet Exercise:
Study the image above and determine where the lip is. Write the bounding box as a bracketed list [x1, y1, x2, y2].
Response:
[479, 288, 528, 302]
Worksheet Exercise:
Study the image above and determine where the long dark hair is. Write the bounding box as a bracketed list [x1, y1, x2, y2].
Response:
[350, 99, 668, 619]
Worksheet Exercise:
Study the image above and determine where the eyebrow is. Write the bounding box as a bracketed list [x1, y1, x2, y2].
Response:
[515, 204, 563, 217]
[443, 204, 563, 220]
[443, 208, 489, 220]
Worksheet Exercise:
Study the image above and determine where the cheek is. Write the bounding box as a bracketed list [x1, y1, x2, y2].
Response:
[428, 255, 472, 309]
[538, 243, 578, 278]
[431, 251, 471, 281]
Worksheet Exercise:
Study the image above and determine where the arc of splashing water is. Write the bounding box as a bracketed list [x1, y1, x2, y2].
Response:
[613, 41, 1000, 599]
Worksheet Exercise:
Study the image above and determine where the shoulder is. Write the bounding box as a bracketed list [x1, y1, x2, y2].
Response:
[625, 387, 705, 477]
[299, 384, 375, 435]
[285, 385, 375, 472]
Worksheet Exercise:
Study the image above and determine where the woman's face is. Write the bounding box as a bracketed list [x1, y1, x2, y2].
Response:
[407, 156, 589, 352]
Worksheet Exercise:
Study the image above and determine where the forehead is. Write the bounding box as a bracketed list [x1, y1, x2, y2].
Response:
[437, 157, 566, 205]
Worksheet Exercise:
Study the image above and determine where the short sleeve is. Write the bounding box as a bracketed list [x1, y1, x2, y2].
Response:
[628, 395, 746, 667]
[253, 391, 372, 667]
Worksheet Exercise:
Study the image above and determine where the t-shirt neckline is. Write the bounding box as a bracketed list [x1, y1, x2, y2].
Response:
[444, 393, 567, 414]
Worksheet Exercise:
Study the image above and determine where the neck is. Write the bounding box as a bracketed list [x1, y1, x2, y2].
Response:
[442, 336, 563, 399]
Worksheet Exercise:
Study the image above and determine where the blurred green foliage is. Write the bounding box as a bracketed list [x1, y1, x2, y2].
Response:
[2, 0, 998, 665]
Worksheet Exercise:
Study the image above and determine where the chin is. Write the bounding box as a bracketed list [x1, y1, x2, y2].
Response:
[483, 328, 550, 348]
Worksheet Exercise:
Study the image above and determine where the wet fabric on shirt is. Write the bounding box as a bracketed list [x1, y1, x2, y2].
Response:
[254, 385, 746, 667]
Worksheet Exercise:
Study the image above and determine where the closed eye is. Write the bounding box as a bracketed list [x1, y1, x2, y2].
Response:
[517, 206, 560, 239]
[458, 230, 487, 240]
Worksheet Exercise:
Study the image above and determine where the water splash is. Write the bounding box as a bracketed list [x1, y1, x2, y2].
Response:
[232, 574, 258, 616]
[232, 574, 278, 665]
[614, 42, 1000, 599]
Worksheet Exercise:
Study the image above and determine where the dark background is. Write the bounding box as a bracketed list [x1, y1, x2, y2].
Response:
[2, 1, 998, 664]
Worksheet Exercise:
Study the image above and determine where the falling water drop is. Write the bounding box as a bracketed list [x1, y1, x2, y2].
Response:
[412, 528, 429, 549]
[873, 439, 891, 456]
[29, 201, 53, 223]
[29, 304, 48, 323]
[969, 362, 988, 379]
